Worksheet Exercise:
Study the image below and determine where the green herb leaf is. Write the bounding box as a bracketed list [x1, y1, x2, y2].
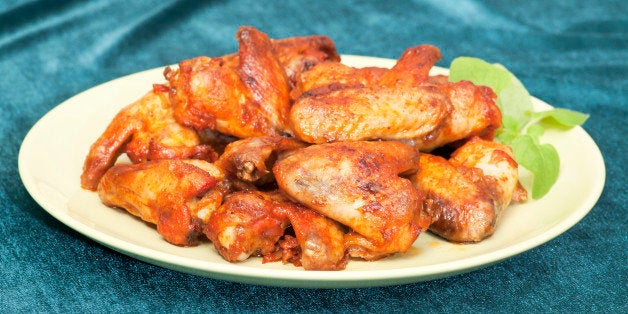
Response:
[510, 135, 560, 199]
[449, 56, 588, 200]
[449, 57, 511, 94]
[526, 123, 545, 140]
[495, 67, 533, 129]
[530, 108, 590, 128]
[495, 128, 518, 144]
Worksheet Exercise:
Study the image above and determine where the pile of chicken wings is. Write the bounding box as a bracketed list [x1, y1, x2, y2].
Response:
[81, 26, 526, 270]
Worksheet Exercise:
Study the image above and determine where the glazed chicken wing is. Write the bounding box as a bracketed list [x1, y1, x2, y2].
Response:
[289, 44, 501, 149]
[204, 190, 348, 270]
[292, 44, 441, 98]
[97, 159, 228, 246]
[409, 137, 522, 242]
[237, 26, 292, 132]
[289, 85, 451, 144]
[288, 45, 451, 144]
[81, 84, 217, 191]
[167, 27, 290, 138]
[166, 26, 339, 138]
[273, 141, 430, 260]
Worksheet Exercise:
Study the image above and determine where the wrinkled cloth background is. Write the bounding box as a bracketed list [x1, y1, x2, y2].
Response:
[2, 0, 626, 312]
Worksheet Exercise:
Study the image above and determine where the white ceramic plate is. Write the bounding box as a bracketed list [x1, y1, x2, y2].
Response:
[18, 55, 605, 288]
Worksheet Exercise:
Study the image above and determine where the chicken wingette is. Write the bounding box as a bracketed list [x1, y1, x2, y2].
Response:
[273, 141, 430, 260]
[81, 85, 217, 191]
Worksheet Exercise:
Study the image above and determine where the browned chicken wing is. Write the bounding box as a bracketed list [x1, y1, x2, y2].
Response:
[273, 141, 430, 260]
[271, 34, 341, 88]
[166, 26, 339, 138]
[409, 137, 522, 242]
[81, 84, 217, 191]
[97, 159, 228, 246]
[204, 190, 348, 270]
[166, 33, 288, 137]
[289, 44, 500, 150]
[288, 45, 451, 144]
[289, 85, 451, 144]
[205, 190, 290, 262]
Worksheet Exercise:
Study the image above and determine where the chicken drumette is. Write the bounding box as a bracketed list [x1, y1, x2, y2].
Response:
[204, 190, 348, 270]
[409, 137, 524, 242]
[97, 159, 230, 246]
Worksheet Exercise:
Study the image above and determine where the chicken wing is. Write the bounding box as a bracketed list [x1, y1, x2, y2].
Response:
[409, 137, 521, 242]
[81, 84, 217, 191]
[166, 26, 339, 138]
[289, 85, 451, 144]
[204, 190, 290, 262]
[166, 32, 288, 137]
[289, 43, 500, 149]
[292, 44, 440, 98]
[97, 159, 227, 246]
[273, 141, 430, 260]
[236, 26, 291, 133]
[204, 190, 348, 270]
[448, 137, 523, 211]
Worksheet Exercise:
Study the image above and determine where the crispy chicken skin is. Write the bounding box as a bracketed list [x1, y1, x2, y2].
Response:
[291, 61, 388, 99]
[290, 44, 500, 150]
[204, 190, 348, 270]
[205, 190, 290, 262]
[236, 26, 292, 133]
[186, 32, 340, 91]
[97, 159, 226, 246]
[270, 34, 341, 88]
[273, 141, 430, 260]
[273, 199, 348, 270]
[166, 41, 287, 136]
[81, 85, 217, 191]
[166, 26, 339, 138]
[408, 78, 502, 151]
[409, 137, 521, 242]
[289, 45, 448, 144]
[449, 137, 523, 210]
[215, 136, 307, 184]
[292, 44, 441, 98]
[290, 85, 451, 144]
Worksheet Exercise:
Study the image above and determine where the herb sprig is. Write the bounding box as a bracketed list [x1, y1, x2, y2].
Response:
[448, 57, 589, 199]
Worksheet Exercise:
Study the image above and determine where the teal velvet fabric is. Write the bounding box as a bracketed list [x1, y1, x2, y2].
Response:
[2, 0, 626, 312]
